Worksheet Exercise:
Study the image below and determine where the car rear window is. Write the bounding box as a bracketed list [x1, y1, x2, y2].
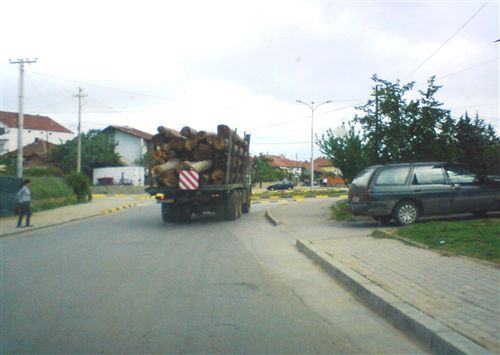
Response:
[413, 165, 446, 185]
[374, 166, 410, 186]
[445, 165, 478, 184]
[352, 168, 376, 186]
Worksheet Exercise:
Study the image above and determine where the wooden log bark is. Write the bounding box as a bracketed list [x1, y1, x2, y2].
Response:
[151, 133, 165, 147]
[169, 136, 187, 153]
[206, 135, 228, 151]
[217, 124, 231, 139]
[152, 158, 180, 177]
[177, 160, 213, 174]
[196, 131, 217, 142]
[192, 143, 213, 161]
[210, 169, 225, 185]
[180, 126, 197, 137]
[158, 126, 183, 139]
[160, 143, 171, 153]
[158, 170, 178, 188]
[184, 136, 199, 152]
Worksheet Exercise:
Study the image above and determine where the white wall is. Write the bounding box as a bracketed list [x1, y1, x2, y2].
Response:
[114, 130, 147, 165]
[0, 124, 74, 154]
[93, 166, 145, 186]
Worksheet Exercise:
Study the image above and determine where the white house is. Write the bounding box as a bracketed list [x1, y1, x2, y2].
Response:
[0, 111, 74, 155]
[102, 125, 153, 166]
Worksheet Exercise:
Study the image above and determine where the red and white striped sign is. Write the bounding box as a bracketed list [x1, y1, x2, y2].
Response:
[179, 170, 199, 190]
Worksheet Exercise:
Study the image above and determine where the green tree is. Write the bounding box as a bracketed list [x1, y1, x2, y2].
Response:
[410, 76, 450, 161]
[50, 129, 122, 179]
[317, 124, 367, 183]
[251, 154, 276, 188]
[0, 152, 16, 175]
[454, 113, 500, 176]
[355, 75, 417, 163]
[318, 75, 500, 179]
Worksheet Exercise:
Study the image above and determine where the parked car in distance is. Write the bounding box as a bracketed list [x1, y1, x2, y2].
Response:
[348, 162, 500, 225]
[267, 181, 294, 191]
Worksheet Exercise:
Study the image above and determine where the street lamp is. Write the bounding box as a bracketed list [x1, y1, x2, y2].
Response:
[296, 99, 332, 191]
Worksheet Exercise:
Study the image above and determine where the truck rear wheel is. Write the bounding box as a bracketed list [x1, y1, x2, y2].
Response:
[161, 203, 175, 223]
[215, 198, 226, 220]
[242, 191, 251, 213]
[236, 190, 242, 218]
[226, 191, 238, 220]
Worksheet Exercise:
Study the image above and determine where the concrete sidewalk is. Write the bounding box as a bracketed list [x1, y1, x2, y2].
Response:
[269, 200, 499, 354]
[0, 194, 154, 237]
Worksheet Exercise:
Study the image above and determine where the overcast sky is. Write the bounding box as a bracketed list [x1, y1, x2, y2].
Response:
[0, 0, 498, 161]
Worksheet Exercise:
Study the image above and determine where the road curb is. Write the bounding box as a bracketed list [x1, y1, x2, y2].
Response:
[265, 209, 282, 226]
[102, 203, 138, 215]
[296, 239, 490, 355]
[1, 203, 141, 238]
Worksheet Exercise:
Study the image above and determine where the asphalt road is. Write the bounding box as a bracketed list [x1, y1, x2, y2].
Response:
[1, 201, 424, 354]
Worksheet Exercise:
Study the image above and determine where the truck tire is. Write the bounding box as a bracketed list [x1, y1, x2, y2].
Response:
[236, 190, 242, 218]
[178, 208, 192, 222]
[242, 191, 251, 213]
[225, 191, 238, 220]
[215, 197, 226, 220]
[161, 203, 176, 223]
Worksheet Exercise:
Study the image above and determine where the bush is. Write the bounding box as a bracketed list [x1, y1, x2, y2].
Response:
[24, 175, 79, 212]
[65, 172, 91, 201]
[28, 176, 75, 199]
[24, 167, 65, 177]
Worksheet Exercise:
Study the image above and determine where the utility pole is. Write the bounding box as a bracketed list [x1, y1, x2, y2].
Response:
[74, 88, 87, 173]
[374, 85, 379, 162]
[9, 58, 37, 178]
[296, 99, 332, 191]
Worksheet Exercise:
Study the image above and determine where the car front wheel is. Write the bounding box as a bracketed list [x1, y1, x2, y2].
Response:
[393, 201, 419, 225]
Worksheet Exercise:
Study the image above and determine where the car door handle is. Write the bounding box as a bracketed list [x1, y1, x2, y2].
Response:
[413, 188, 421, 192]
[452, 184, 461, 190]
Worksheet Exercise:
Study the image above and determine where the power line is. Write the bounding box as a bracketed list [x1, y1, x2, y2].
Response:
[252, 141, 310, 145]
[404, 0, 490, 80]
[30, 71, 176, 101]
[437, 57, 498, 79]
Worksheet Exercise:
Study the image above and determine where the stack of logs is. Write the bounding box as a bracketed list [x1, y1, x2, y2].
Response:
[150, 124, 249, 188]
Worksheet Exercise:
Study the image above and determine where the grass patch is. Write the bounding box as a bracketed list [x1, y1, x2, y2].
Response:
[397, 219, 500, 264]
[252, 188, 344, 199]
[32, 196, 80, 212]
[27, 176, 85, 212]
[330, 199, 354, 221]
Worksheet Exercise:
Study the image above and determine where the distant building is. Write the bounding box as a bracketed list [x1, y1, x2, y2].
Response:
[0, 111, 74, 155]
[264, 154, 305, 180]
[264, 154, 345, 185]
[8, 139, 57, 169]
[102, 125, 153, 166]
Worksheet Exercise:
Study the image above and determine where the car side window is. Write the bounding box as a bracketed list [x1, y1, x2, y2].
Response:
[375, 167, 410, 186]
[445, 166, 478, 184]
[413, 165, 447, 185]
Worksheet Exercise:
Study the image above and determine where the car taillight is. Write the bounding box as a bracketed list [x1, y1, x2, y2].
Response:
[364, 189, 372, 202]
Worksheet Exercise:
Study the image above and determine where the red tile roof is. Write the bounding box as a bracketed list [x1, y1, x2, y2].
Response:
[104, 125, 153, 140]
[265, 155, 335, 172]
[9, 139, 56, 158]
[314, 157, 333, 167]
[0, 111, 73, 133]
[264, 155, 310, 169]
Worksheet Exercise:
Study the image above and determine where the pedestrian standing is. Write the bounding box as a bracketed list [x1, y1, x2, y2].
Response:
[16, 179, 33, 228]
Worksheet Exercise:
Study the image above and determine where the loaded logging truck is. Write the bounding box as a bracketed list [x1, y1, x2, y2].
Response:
[146, 124, 251, 222]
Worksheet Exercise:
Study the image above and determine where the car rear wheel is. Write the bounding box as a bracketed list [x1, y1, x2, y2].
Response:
[473, 211, 487, 218]
[393, 201, 419, 225]
[374, 216, 391, 225]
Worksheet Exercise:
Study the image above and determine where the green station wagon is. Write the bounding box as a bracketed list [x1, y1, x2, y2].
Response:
[348, 162, 500, 225]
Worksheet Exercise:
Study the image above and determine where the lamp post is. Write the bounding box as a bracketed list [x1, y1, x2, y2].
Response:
[296, 100, 332, 191]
